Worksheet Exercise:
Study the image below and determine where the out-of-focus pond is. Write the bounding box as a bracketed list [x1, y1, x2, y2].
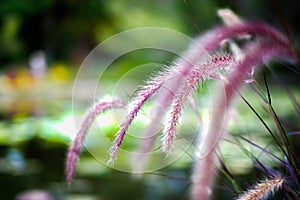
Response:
[1, 59, 299, 200]
[0, 63, 193, 200]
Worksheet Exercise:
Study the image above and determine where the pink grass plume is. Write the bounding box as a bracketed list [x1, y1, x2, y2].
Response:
[66, 99, 125, 184]
[162, 53, 235, 154]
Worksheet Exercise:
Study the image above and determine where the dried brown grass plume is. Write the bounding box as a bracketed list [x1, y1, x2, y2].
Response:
[236, 176, 284, 200]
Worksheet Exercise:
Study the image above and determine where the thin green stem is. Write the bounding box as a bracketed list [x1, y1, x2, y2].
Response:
[238, 92, 289, 159]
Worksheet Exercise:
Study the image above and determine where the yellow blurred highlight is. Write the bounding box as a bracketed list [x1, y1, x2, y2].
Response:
[48, 63, 70, 82]
[0, 62, 73, 119]
[3, 69, 34, 92]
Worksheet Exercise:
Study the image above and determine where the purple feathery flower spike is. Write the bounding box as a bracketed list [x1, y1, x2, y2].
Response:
[108, 67, 173, 164]
[131, 70, 189, 172]
[162, 53, 236, 154]
[66, 99, 125, 184]
[109, 44, 210, 163]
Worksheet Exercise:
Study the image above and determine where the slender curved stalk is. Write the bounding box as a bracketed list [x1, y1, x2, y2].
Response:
[66, 99, 125, 183]
[191, 42, 294, 200]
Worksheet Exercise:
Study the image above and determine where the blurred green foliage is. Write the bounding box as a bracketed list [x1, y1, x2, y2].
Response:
[1, 0, 298, 68]
[0, 0, 190, 67]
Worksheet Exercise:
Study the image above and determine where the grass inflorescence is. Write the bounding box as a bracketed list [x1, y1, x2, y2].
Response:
[66, 8, 300, 200]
